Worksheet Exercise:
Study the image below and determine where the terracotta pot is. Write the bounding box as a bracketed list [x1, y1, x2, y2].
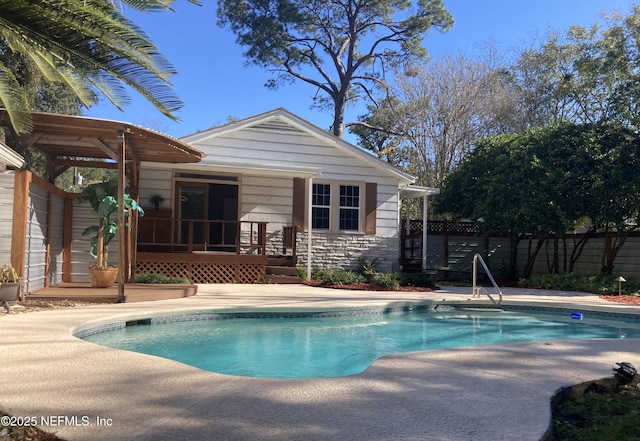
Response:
[0, 282, 20, 305]
[88, 266, 119, 288]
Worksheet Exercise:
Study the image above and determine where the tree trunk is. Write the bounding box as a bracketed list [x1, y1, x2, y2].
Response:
[507, 232, 521, 280]
[98, 219, 107, 268]
[568, 226, 596, 273]
[523, 234, 549, 279]
[332, 91, 347, 138]
[601, 231, 629, 275]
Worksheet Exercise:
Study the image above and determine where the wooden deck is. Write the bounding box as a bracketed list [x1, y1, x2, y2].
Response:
[135, 252, 267, 284]
[27, 283, 198, 303]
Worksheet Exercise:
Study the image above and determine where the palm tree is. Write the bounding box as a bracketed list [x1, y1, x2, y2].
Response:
[0, 0, 200, 133]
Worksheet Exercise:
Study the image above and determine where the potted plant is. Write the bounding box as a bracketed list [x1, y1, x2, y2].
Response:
[76, 178, 144, 288]
[357, 256, 379, 282]
[0, 264, 21, 304]
[148, 194, 165, 210]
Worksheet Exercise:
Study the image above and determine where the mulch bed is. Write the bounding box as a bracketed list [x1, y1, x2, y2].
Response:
[301, 280, 435, 292]
[599, 294, 640, 305]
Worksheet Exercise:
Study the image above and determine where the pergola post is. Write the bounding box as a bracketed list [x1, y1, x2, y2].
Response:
[128, 159, 141, 285]
[117, 131, 127, 302]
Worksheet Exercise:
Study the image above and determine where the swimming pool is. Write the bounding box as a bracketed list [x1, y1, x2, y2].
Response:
[80, 306, 640, 378]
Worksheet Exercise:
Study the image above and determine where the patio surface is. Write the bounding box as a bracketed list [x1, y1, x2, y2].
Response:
[0, 284, 639, 441]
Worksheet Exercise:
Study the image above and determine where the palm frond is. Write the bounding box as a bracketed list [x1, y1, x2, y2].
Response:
[120, 0, 203, 12]
[3, 32, 97, 106]
[0, 63, 32, 133]
[0, 0, 199, 132]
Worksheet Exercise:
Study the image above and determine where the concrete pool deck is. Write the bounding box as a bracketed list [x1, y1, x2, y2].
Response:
[1, 284, 639, 441]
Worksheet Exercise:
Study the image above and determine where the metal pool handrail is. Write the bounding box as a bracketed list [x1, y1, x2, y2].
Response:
[472, 253, 503, 305]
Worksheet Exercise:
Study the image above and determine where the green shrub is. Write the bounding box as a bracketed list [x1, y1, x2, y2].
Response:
[356, 256, 379, 275]
[311, 266, 329, 280]
[372, 272, 400, 290]
[519, 273, 640, 295]
[315, 268, 364, 285]
[135, 273, 190, 284]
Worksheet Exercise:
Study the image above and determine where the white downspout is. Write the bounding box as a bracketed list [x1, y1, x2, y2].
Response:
[306, 176, 313, 280]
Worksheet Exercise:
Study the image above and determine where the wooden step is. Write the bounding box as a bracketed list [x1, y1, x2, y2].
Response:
[267, 255, 297, 266]
[265, 274, 302, 284]
[266, 265, 299, 276]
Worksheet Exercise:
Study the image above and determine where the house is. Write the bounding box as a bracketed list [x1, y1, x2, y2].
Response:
[136, 108, 429, 276]
[1, 109, 437, 296]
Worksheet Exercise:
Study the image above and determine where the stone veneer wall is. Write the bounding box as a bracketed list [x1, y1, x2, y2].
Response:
[295, 232, 400, 272]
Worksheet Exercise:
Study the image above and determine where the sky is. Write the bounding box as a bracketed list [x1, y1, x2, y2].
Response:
[84, 0, 637, 140]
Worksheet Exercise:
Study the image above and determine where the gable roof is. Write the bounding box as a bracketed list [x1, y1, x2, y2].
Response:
[0, 141, 24, 169]
[181, 108, 415, 185]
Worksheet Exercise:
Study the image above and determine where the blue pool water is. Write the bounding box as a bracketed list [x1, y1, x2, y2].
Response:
[81, 308, 640, 378]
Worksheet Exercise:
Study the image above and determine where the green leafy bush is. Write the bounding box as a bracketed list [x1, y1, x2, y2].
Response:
[372, 272, 400, 290]
[356, 256, 379, 275]
[135, 273, 190, 284]
[312, 268, 364, 285]
[519, 273, 640, 295]
[310, 266, 328, 280]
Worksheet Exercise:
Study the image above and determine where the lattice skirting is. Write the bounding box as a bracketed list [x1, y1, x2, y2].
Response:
[135, 261, 266, 284]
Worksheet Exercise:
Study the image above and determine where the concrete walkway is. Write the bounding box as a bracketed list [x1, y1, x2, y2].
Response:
[0, 284, 639, 441]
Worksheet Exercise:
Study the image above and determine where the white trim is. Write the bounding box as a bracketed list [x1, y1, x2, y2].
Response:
[400, 185, 440, 199]
[0, 142, 24, 168]
[311, 180, 365, 233]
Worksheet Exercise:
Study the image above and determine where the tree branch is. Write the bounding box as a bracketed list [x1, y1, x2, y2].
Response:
[344, 120, 405, 137]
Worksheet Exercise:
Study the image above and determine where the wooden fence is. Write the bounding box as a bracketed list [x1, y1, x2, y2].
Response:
[402, 221, 640, 282]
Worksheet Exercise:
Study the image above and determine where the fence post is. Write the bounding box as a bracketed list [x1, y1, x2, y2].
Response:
[443, 220, 450, 272]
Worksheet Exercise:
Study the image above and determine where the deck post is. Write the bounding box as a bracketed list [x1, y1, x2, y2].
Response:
[11, 170, 30, 287]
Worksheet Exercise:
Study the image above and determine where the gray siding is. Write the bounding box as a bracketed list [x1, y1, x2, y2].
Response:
[138, 167, 173, 211]
[0, 171, 14, 260]
[139, 166, 403, 239]
[189, 122, 403, 238]
[71, 204, 119, 282]
[48, 193, 65, 286]
[25, 185, 48, 292]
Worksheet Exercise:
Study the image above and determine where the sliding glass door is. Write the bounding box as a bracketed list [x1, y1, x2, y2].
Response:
[176, 182, 238, 251]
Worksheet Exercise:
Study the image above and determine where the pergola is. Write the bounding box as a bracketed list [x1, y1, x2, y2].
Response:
[0, 110, 203, 301]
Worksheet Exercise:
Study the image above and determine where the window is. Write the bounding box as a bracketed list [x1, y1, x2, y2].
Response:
[310, 182, 362, 231]
[312, 183, 331, 229]
[339, 185, 360, 230]
[293, 179, 375, 234]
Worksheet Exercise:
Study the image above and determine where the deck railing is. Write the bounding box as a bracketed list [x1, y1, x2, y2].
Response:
[137, 217, 267, 255]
